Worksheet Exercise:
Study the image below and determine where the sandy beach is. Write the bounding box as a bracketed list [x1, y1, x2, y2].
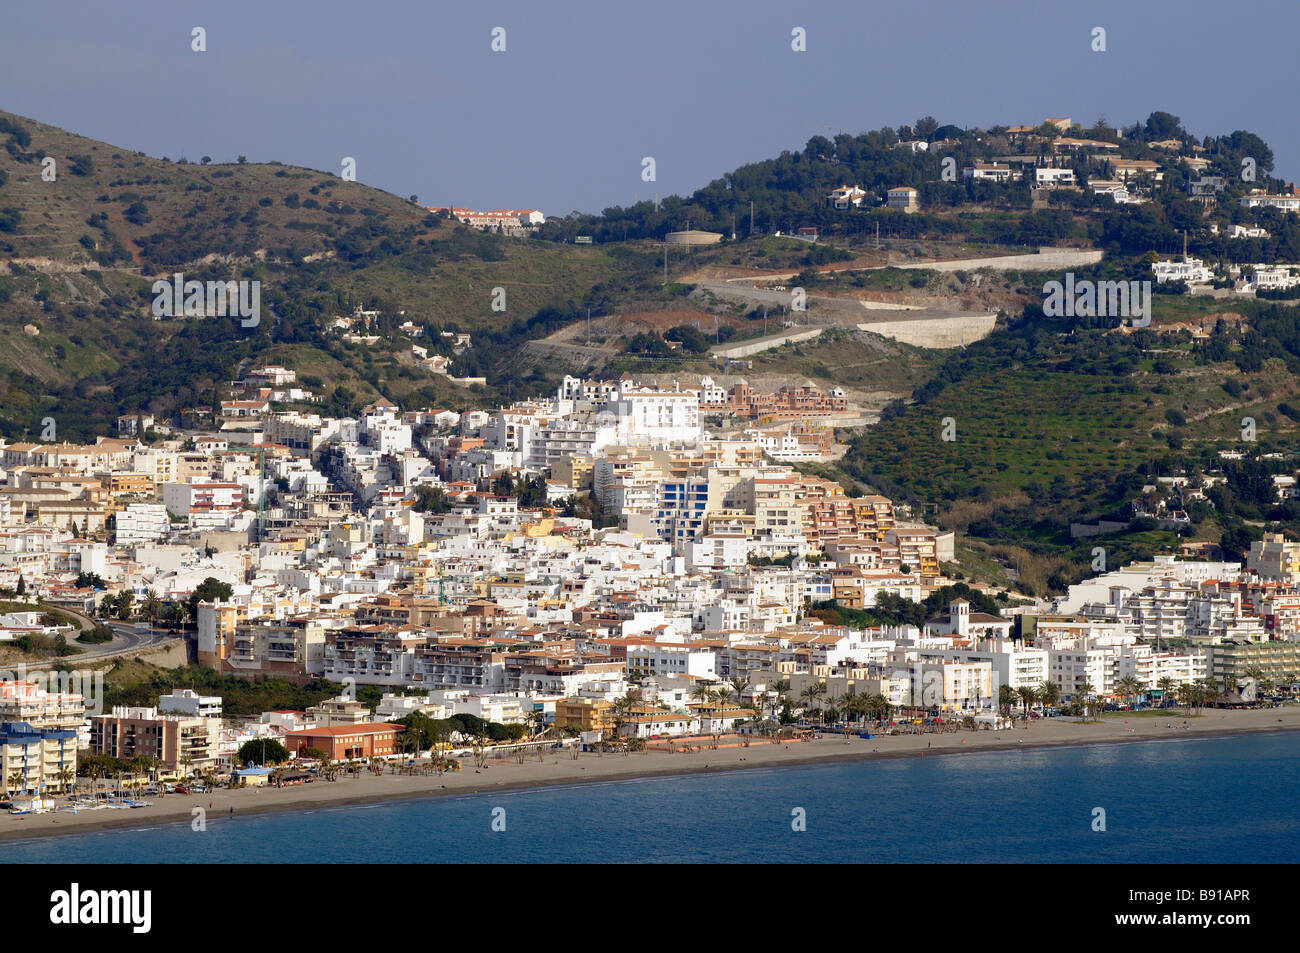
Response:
[3, 705, 1297, 845]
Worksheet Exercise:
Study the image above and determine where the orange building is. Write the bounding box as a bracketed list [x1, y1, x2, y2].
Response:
[283, 723, 404, 760]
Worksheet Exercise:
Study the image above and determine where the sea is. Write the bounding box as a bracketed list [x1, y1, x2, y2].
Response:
[4, 732, 1298, 863]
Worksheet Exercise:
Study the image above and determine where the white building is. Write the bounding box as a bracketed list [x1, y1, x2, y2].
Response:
[114, 503, 171, 545]
[1239, 191, 1300, 213]
[1035, 167, 1076, 186]
[158, 688, 223, 718]
[1151, 257, 1214, 284]
[625, 642, 717, 679]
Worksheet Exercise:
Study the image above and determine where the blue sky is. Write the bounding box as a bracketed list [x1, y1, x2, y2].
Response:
[4, 0, 1297, 217]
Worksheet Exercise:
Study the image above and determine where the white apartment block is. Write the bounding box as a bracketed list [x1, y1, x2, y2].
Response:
[625, 642, 718, 679]
[158, 688, 223, 718]
[114, 502, 170, 545]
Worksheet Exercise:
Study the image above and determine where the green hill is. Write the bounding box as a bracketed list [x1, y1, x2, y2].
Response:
[0, 109, 630, 438]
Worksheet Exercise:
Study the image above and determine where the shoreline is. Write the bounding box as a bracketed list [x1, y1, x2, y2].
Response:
[3, 706, 1297, 846]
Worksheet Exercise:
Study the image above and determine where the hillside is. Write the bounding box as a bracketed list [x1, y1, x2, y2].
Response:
[0, 109, 634, 438]
[7, 106, 1300, 598]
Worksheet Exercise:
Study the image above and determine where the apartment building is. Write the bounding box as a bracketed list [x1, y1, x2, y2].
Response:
[114, 502, 170, 545]
[324, 625, 428, 685]
[414, 639, 510, 691]
[89, 706, 220, 773]
[1248, 533, 1300, 583]
[906, 659, 995, 711]
[554, 696, 614, 734]
[0, 721, 78, 795]
[0, 680, 86, 732]
[727, 381, 849, 419]
[1208, 640, 1300, 685]
[158, 689, 223, 718]
[623, 640, 718, 679]
[304, 696, 373, 727]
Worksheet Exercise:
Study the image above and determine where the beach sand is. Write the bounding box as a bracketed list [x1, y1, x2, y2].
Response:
[3, 705, 1297, 844]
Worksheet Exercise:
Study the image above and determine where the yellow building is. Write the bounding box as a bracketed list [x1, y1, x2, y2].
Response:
[554, 697, 614, 733]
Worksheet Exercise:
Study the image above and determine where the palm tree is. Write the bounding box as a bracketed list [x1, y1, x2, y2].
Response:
[1077, 680, 1096, 722]
[691, 682, 712, 709]
[1201, 676, 1220, 711]
[799, 685, 820, 721]
[863, 693, 892, 725]
[1116, 676, 1143, 709]
[835, 690, 857, 726]
[1157, 676, 1176, 708]
[729, 677, 751, 707]
[141, 588, 162, 625]
[6, 770, 26, 798]
[1038, 680, 1061, 710]
[1016, 685, 1037, 718]
[58, 768, 75, 794]
[997, 684, 1017, 717]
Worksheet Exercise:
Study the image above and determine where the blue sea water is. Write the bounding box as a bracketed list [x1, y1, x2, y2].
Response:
[4, 733, 1298, 863]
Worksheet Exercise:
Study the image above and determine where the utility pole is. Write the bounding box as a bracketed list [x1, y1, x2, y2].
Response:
[663, 242, 668, 284]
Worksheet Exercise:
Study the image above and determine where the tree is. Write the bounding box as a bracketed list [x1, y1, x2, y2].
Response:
[237, 738, 289, 766]
[998, 684, 1018, 716]
[1116, 676, 1143, 708]
[412, 485, 452, 513]
[1077, 680, 1098, 722]
[729, 677, 751, 706]
[691, 682, 712, 709]
[914, 116, 940, 139]
[237, 155, 247, 164]
[1157, 676, 1176, 708]
[15, 574, 24, 596]
[1038, 680, 1061, 709]
[799, 684, 823, 720]
[1143, 111, 1185, 142]
[188, 577, 234, 619]
[115, 591, 135, 621]
[141, 589, 162, 625]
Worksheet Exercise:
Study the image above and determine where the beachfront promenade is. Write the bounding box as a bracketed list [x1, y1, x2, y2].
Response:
[2, 706, 1296, 843]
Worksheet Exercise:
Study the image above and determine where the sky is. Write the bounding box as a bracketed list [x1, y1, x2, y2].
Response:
[4, 0, 1299, 218]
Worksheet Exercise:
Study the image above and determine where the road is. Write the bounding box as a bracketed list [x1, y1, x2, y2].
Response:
[33, 601, 179, 666]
